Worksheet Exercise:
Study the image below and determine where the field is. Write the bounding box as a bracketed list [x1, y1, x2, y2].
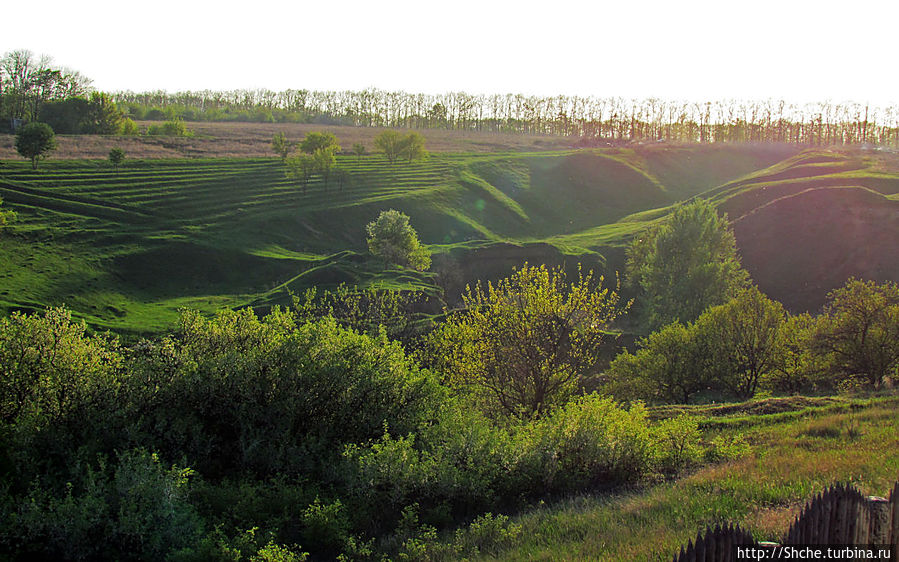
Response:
[2, 129, 899, 333]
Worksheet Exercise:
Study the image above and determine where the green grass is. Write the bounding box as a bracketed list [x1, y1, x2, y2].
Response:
[0, 145, 882, 333]
[466, 395, 899, 561]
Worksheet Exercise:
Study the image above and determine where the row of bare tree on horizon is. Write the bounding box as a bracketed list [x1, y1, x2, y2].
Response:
[115, 88, 899, 147]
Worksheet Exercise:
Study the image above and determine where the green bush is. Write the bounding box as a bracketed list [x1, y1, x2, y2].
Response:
[128, 308, 444, 478]
[147, 118, 193, 137]
[649, 415, 703, 473]
[2, 450, 202, 560]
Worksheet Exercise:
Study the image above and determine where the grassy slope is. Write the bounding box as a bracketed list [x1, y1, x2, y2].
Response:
[477, 396, 899, 561]
[6, 142, 898, 333]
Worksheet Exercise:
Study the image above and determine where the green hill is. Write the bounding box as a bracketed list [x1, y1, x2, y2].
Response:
[4, 143, 896, 333]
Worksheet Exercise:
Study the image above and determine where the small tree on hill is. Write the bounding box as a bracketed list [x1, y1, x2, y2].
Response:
[285, 153, 316, 194]
[313, 147, 336, 188]
[272, 132, 293, 160]
[374, 130, 403, 164]
[399, 131, 427, 163]
[366, 209, 430, 271]
[299, 131, 340, 155]
[108, 147, 125, 172]
[352, 142, 366, 159]
[15, 122, 57, 170]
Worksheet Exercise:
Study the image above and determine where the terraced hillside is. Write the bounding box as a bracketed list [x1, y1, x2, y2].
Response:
[3, 142, 896, 333]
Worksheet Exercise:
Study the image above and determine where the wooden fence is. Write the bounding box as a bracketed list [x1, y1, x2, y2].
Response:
[672, 480, 899, 562]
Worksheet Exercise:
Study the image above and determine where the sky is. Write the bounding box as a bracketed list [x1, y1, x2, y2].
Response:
[4, 0, 899, 107]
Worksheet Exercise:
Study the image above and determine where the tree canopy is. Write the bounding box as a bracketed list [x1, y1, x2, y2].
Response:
[365, 209, 431, 271]
[428, 264, 629, 418]
[15, 122, 57, 169]
[626, 198, 749, 330]
[299, 131, 340, 155]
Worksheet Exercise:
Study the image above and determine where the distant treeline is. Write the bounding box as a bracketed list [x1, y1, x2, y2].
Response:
[114, 88, 899, 147]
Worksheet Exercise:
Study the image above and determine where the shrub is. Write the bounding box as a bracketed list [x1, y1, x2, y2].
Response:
[3, 450, 202, 560]
[650, 415, 703, 473]
[147, 118, 193, 137]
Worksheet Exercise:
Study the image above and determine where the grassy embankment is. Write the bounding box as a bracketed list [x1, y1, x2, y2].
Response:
[0, 144, 793, 334]
[459, 395, 899, 561]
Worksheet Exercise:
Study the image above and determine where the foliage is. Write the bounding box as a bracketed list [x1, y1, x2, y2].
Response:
[352, 142, 366, 158]
[2, 449, 202, 561]
[312, 147, 336, 186]
[693, 285, 786, 399]
[298, 131, 340, 155]
[109, 146, 125, 171]
[14, 121, 57, 169]
[293, 284, 428, 346]
[271, 132, 293, 160]
[374, 130, 403, 164]
[366, 209, 431, 270]
[765, 313, 825, 395]
[399, 131, 428, 163]
[147, 118, 193, 137]
[284, 152, 316, 193]
[119, 117, 139, 135]
[626, 198, 749, 329]
[0, 307, 121, 429]
[650, 415, 703, 472]
[128, 308, 444, 478]
[607, 321, 707, 404]
[427, 263, 629, 417]
[83, 91, 124, 134]
[813, 278, 899, 390]
[0, 196, 15, 229]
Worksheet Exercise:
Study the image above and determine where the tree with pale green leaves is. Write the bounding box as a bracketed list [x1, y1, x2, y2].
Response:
[365, 209, 430, 271]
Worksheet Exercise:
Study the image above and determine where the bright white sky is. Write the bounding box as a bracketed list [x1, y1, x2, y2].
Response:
[4, 0, 898, 107]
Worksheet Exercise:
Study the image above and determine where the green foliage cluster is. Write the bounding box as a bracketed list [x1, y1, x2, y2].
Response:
[427, 263, 628, 417]
[282, 131, 345, 193]
[147, 118, 194, 137]
[0, 295, 707, 560]
[626, 198, 749, 329]
[374, 130, 428, 164]
[14, 121, 57, 169]
[608, 279, 899, 403]
[366, 209, 432, 271]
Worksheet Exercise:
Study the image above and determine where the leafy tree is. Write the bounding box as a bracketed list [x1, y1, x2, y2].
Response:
[285, 153, 316, 194]
[313, 147, 336, 187]
[299, 131, 340, 155]
[626, 198, 749, 329]
[119, 117, 139, 135]
[374, 130, 403, 164]
[334, 167, 350, 191]
[83, 92, 124, 134]
[352, 142, 366, 159]
[108, 147, 125, 172]
[606, 321, 707, 404]
[427, 264, 629, 417]
[693, 285, 785, 399]
[399, 131, 427, 163]
[271, 132, 293, 160]
[15, 121, 57, 169]
[813, 279, 899, 390]
[766, 313, 825, 395]
[366, 209, 431, 270]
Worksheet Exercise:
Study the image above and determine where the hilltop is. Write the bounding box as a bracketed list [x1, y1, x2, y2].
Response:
[1, 128, 897, 333]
